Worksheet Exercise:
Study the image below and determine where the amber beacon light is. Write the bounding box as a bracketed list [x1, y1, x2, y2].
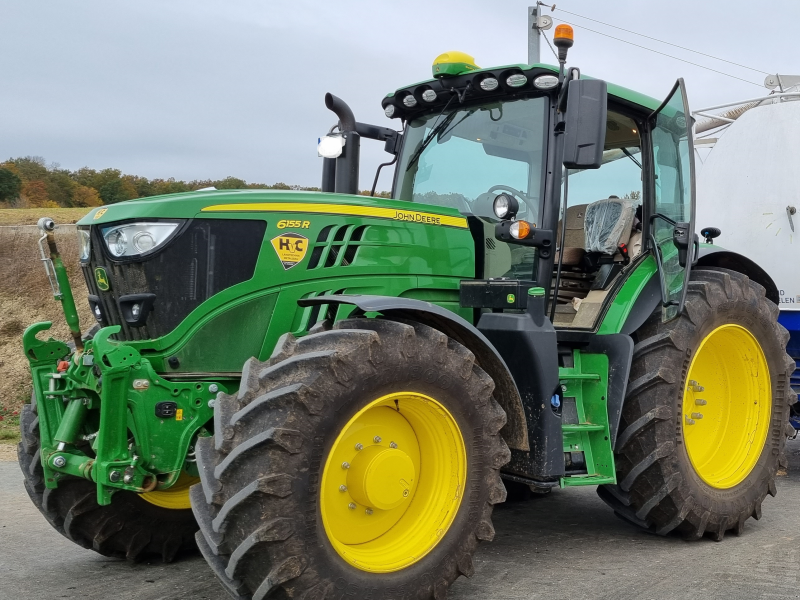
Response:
[553, 24, 574, 63]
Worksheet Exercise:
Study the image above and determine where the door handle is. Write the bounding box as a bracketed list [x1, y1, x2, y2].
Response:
[787, 206, 796, 232]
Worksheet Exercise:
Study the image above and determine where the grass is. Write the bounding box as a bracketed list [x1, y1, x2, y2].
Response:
[0, 407, 21, 445]
[0, 207, 93, 226]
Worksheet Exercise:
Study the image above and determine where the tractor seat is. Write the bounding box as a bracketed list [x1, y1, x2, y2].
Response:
[554, 204, 589, 266]
[584, 197, 636, 255]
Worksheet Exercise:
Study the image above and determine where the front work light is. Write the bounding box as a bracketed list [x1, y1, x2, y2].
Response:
[493, 193, 519, 220]
[384, 104, 396, 118]
[102, 222, 181, 259]
[402, 95, 418, 108]
[318, 134, 345, 158]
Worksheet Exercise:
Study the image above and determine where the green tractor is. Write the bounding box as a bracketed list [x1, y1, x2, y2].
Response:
[20, 26, 794, 599]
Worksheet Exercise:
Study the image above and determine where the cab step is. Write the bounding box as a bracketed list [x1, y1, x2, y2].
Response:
[559, 348, 616, 488]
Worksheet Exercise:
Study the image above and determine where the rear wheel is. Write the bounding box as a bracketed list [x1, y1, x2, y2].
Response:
[191, 318, 509, 599]
[599, 268, 794, 540]
[18, 398, 198, 561]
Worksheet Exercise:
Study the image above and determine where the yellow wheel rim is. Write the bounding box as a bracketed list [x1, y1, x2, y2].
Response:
[682, 324, 771, 489]
[320, 392, 467, 573]
[139, 472, 198, 509]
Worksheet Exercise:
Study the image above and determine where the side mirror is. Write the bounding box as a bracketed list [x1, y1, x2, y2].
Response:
[562, 79, 608, 170]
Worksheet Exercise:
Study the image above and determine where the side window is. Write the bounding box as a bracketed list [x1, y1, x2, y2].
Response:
[564, 111, 643, 210]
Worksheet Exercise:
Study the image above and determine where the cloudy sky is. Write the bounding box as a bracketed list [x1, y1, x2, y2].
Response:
[2, 1, 797, 191]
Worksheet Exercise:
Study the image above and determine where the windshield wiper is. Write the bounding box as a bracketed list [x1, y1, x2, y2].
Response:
[405, 110, 459, 171]
[622, 147, 642, 169]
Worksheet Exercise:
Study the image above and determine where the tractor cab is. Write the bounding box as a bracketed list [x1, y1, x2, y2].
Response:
[321, 39, 698, 331]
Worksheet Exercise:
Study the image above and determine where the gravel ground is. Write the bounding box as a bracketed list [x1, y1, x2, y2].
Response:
[2, 442, 800, 600]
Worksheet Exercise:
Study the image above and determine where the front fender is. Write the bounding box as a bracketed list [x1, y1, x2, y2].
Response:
[298, 294, 529, 451]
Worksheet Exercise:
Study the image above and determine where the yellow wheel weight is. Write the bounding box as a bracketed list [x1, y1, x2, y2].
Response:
[320, 392, 467, 573]
[682, 324, 772, 489]
[139, 471, 198, 510]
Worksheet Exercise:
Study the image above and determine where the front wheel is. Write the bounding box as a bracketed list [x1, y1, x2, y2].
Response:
[191, 318, 509, 599]
[599, 267, 794, 540]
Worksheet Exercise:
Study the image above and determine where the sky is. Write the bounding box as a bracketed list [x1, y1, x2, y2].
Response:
[2, 0, 798, 191]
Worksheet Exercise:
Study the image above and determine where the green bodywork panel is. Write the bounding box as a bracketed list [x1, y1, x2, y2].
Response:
[597, 255, 658, 334]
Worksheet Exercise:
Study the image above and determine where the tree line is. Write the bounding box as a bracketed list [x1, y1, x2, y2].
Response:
[0, 156, 389, 209]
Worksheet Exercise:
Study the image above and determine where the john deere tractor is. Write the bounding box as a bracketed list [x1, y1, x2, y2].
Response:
[20, 25, 793, 599]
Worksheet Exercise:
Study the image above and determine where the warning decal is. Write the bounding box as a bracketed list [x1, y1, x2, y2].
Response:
[271, 232, 309, 270]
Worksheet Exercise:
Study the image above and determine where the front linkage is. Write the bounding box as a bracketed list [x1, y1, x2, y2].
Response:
[24, 219, 221, 506]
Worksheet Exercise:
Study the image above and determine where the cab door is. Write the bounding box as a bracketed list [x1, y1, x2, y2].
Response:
[649, 78, 697, 321]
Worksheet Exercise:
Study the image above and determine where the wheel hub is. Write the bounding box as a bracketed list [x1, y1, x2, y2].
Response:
[347, 445, 415, 510]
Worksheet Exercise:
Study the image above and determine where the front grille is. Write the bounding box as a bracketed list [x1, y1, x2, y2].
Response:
[83, 219, 266, 341]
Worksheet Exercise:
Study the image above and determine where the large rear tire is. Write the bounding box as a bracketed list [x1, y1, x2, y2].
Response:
[18, 399, 198, 561]
[599, 268, 794, 540]
[191, 318, 509, 599]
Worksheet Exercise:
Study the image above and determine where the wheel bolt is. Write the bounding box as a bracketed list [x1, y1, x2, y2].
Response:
[52, 455, 66, 468]
[355, 443, 363, 451]
[685, 415, 695, 425]
[695, 399, 707, 406]
[688, 380, 704, 392]
[373, 436, 382, 443]
[390, 442, 398, 449]
[341, 462, 350, 469]
[691, 412, 704, 419]
[348, 502, 356, 510]
[339, 484, 347, 492]
[365, 508, 373, 515]
[123, 474, 134, 484]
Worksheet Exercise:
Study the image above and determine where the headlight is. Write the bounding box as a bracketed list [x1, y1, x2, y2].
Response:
[77, 228, 91, 261]
[101, 222, 181, 258]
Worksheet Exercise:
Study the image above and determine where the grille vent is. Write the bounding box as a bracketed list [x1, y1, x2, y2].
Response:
[307, 225, 368, 269]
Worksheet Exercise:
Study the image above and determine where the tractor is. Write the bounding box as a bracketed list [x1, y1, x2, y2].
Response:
[19, 25, 793, 600]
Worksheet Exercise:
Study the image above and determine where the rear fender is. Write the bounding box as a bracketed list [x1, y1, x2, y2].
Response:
[298, 295, 529, 451]
[696, 247, 780, 304]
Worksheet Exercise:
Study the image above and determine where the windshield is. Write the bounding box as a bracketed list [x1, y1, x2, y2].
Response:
[394, 97, 548, 223]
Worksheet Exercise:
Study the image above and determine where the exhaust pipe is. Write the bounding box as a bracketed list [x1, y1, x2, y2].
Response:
[325, 93, 357, 132]
[323, 93, 360, 195]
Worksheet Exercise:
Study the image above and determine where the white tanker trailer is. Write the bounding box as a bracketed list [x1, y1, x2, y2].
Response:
[694, 75, 800, 425]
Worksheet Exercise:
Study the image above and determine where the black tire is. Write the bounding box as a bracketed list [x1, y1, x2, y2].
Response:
[192, 318, 509, 600]
[17, 398, 198, 561]
[599, 267, 795, 541]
